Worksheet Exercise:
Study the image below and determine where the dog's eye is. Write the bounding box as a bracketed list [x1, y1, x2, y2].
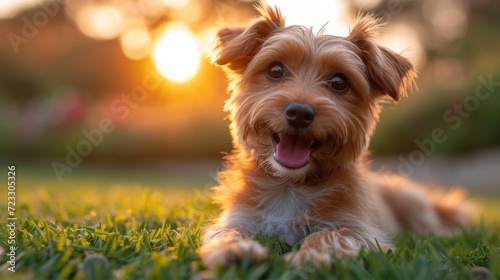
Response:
[266, 62, 286, 80]
[327, 74, 349, 93]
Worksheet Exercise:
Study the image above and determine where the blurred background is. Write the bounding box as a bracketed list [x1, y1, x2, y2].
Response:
[0, 0, 499, 192]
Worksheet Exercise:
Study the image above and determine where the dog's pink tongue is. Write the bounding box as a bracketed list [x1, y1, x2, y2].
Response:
[276, 135, 312, 168]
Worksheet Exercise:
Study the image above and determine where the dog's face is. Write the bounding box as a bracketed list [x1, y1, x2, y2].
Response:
[214, 6, 415, 183]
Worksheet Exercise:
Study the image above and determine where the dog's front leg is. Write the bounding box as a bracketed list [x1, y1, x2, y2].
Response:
[199, 228, 268, 269]
[285, 228, 377, 266]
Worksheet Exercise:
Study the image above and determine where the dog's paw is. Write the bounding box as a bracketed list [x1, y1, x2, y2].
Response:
[285, 229, 366, 267]
[284, 249, 331, 267]
[199, 238, 268, 270]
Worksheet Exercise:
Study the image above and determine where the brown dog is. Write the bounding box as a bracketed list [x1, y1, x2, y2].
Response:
[199, 4, 470, 268]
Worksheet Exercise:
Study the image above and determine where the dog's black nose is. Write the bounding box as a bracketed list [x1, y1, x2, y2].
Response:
[285, 102, 315, 129]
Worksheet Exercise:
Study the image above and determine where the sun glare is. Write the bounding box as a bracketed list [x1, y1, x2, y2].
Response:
[152, 23, 200, 83]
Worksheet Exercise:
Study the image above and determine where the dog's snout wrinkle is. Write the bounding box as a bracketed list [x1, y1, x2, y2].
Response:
[285, 102, 315, 129]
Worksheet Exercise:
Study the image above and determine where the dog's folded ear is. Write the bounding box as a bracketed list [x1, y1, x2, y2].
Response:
[349, 15, 416, 102]
[212, 4, 285, 74]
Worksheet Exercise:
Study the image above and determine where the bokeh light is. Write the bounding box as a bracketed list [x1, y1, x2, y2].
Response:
[152, 23, 201, 83]
[423, 0, 469, 42]
[168, 0, 205, 23]
[75, 4, 125, 40]
[119, 19, 152, 60]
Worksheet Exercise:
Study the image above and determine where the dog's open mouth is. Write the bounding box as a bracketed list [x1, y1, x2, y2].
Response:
[272, 133, 322, 169]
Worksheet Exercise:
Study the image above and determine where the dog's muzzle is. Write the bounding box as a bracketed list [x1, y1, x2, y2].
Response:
[272, 102, 318, 169]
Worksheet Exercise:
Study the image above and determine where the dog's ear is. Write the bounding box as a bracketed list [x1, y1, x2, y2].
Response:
[212, 4, 285, 74]
[349, 15, 416, 102]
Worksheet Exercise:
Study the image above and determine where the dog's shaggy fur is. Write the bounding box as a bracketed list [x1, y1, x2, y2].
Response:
[199, 4, 470, 268]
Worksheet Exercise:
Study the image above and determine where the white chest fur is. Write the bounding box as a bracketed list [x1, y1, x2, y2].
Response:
[224, 182, 337, 245]
[254, 184, 316, 245]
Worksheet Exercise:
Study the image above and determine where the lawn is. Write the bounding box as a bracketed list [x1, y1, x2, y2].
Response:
[0, 163, 499, 279]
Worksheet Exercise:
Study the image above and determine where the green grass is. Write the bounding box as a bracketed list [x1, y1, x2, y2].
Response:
[1, 165, 499, 279]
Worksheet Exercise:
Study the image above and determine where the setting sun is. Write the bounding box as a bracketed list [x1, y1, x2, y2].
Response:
[152, 23, 200, 83]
